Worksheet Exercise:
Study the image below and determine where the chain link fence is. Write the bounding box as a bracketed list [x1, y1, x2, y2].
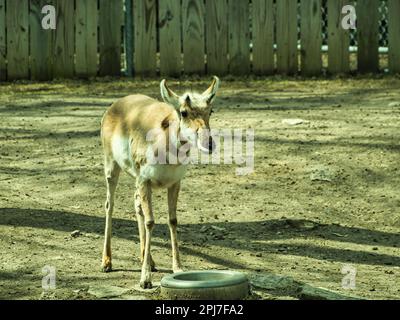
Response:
[299, 0, 389, 50]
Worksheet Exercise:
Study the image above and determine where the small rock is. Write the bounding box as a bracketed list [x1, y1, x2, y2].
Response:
[210, 225, 226, 232]
[282, 118, 309, 126]
[300, 284, 362, 300]
[71, 230, 81, 238]
[309, 165, 335, 182]
[249, 273, 299, 291]
[255, 253, 262, 257]
[73, 289, 85, 294]
[388, 102, 400, 107]
[332, 232, 347, 238]
[286, 219, 318, 230]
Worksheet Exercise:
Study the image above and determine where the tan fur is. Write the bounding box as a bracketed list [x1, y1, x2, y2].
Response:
[101, 95, 179, 168]
[100, 78, 220, 289]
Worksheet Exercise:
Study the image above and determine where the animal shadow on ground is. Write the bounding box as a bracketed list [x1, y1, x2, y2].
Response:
[2, 208, 399, 269]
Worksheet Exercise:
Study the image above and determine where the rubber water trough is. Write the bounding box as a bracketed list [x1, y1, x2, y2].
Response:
[161, 270, 250, 300]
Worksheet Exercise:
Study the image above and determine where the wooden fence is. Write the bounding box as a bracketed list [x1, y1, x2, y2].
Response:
[0, 0, 399, 81]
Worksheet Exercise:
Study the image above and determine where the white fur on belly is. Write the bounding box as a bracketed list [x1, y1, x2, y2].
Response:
[111, 135, 138, 176]
[112, 135, 187, 186]
[140, 164, 187, 188]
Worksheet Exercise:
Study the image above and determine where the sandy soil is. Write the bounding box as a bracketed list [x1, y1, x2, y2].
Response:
[0, 76, 399, 300]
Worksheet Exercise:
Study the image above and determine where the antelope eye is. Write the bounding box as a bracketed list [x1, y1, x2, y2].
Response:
[180, 110, 188, 118]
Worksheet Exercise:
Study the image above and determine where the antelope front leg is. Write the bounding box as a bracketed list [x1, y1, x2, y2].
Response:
[168, 182, 183, 273]
[134, 189, 156, 271]
[101, 160, 120, 272]
[137, 180, 154, 289]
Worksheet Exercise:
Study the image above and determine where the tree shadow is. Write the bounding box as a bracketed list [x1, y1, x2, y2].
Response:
[0, 100, 108, 114]
[1, 208, 399, 268]
[0, 129, 100, 141]
[255, 135, 400, 152]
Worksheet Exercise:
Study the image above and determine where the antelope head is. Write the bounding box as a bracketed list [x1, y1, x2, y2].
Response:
[160, 76, 220, 154]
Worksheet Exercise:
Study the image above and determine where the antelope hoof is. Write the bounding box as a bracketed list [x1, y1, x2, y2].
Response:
[101, 257, 112, 273]
[140, 280, 153, 289]
[173, 267, 183, 273]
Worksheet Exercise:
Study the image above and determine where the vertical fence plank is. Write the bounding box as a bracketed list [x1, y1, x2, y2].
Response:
[0, 0, 390, 80]
[99, 0, 123, 76]
[301, 0, 322, 75]
[388, 0, 400, 74]
[327, 0, 350, 74]
[228, 0, 250, 75]
[53, 0, 75, 78]
[159, 0, 181, 77]
[125, 0, 133, 77]
[205, 0, 228, 75]
[252, 0, 274, 75]
[30, 0, 54, 80]
[357, 0, 379, 73]
[6, 0, 29, 80]
[182, 0, 205, 74]
[133, 0, 157, 77]
[276, 0, 298, 74]
[76, 0, 98, 78]
[0, 0, 5, 80]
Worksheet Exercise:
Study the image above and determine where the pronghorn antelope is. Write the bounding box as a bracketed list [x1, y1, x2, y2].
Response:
[100, 77, 220, 288]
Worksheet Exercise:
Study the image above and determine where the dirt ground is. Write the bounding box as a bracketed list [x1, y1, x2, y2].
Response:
[0, 76, 399, 300]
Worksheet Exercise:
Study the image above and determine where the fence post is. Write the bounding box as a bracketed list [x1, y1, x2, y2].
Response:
[30, 0, 55, 80]
[252, 0, 274, 75]
[205, 0, 228, 76]
[125, 0, 133, 77]
[75, 0, 98, 78]
[134, 0, 157, 77]
[6, 0, 29, 80]
[388, 0, 400, 74]
[301, 0, 322, 76]
[357, 0, 379, 73]
[228, 0, 250, 75]
[0, 0, 5, 81]
[53, 0, 75, 78]
[159, 0, 182, 77]
[99, 0, 123, 76]
[276, 0, 298, 75]
[183, 0, 205, 75]
[327, 0, 350, 74]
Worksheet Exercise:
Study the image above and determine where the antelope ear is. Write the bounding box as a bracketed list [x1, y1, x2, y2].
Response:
[202, 76, 220, 105]
[160, 79, 180, 108]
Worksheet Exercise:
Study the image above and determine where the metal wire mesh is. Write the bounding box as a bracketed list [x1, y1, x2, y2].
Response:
[379, 0, 388, 47]
[300, 0, 389, 49]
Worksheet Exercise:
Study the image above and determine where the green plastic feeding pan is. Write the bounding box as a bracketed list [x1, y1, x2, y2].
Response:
[160, 270, 250, 300]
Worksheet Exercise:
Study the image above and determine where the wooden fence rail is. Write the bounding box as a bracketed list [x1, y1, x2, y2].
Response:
[0, 0, 399, 81]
